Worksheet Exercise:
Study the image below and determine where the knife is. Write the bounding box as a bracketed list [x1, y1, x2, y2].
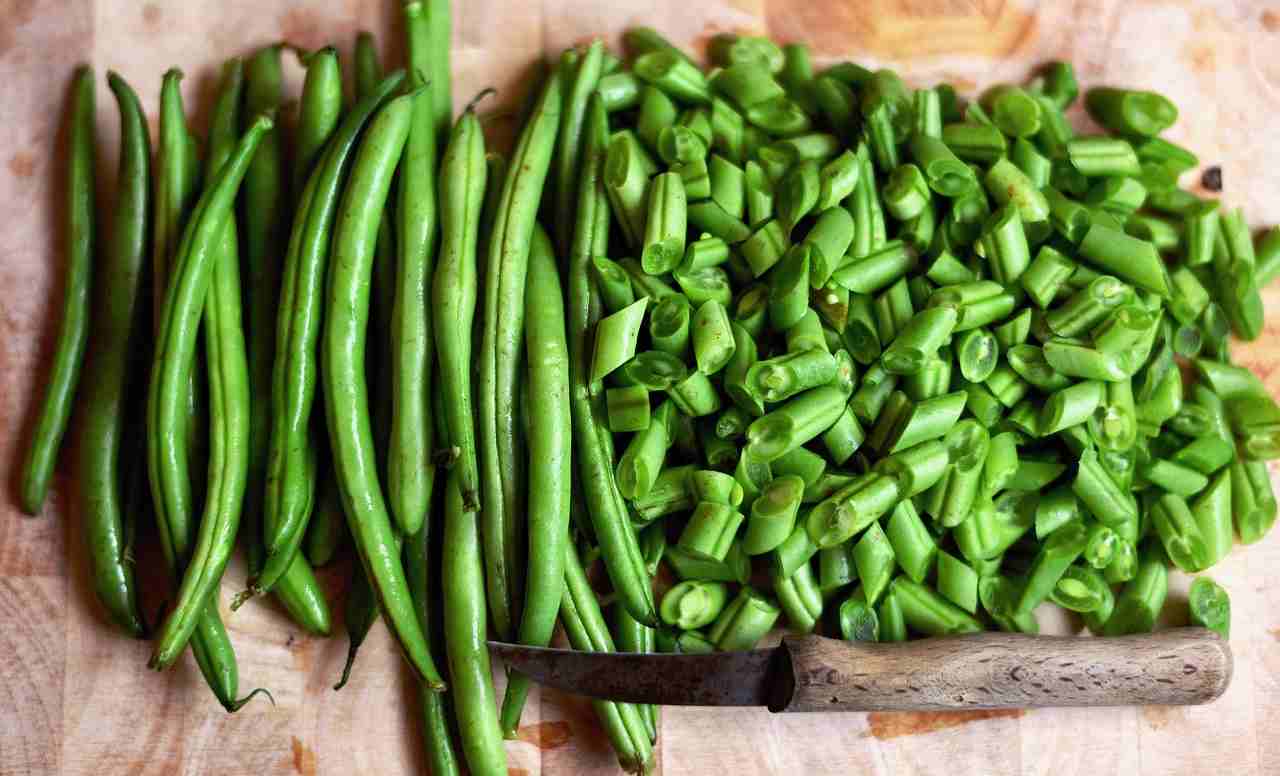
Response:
[490, 628, 1231, 711]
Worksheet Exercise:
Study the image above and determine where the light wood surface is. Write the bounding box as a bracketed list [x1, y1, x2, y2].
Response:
[4, 1, 1280, 774]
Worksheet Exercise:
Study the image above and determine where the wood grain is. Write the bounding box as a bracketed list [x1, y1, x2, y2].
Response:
[3, 1, 1280, 774]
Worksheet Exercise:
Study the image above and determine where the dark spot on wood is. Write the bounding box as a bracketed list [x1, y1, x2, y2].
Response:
[7, 151, 35, 178]
[508, 769, 531, 776]
[1263, 9, 1280, 33]
[291, 737, 316, 776]
[829, 696, 840, 704]
[853, 684, 869, 692]
[1201, 166, 1222, 192]
[142, 3, 162, 25]
[1184, 664, 1197, 674]
[286, 634, 296, 649]
[865, 708, 1024, 741]
[515, 720, 572, 750]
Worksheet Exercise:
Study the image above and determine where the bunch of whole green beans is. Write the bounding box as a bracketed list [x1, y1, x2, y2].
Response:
[19, 13, 1280, 774]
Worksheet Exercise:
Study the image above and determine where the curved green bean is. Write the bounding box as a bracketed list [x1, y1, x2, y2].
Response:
[320, 91, 445, 688]
[149, 64, 261, 670]
[22, 65, 95, 514]
[477, 71, 563, 639]
[500, 226, 572, 733]
[73, 71, 147, 634]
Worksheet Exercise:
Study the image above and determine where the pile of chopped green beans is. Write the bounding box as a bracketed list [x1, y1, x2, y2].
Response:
[19, 14, 1280, 776]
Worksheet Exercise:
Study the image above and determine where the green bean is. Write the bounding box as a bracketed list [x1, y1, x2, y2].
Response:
[1188, 576, 1230, 639]
[1256, 226, 1280, 288]
[805, 473, 900, 548]
[555, 41, 606, 253]
[832, 240, 917, 294]
[985, 157, 1049, 230]
[319, 91, 444, 687]
[1231, 458, 1277, 544]
[955, 328, 998, 382]
[477, 70, 564, 640]
[743, 475, 805, 554]
[774, 560, 823, 633]
[388, 17, 444, 539]
[291, 46, 342, 193]
[74, 71, 147, 634]
[641, 172, 688, 273]
[256, 72, 407, 595]
[636, 49, 711, 104]
[599, 71, 642, 112]
[149, 64, 262, 671]
[709, 587, 782, 650]
[441, 470, 507, 773]
[776, 159, 819, 234]
[1085, 87, 1177, 137]
[1103, 543, 1168, 635]
[355, 36, 398, 486]
[429, 110, 488, 512]
[624, 26, 695, 65]
[876, 439, 950, 497]
[979, 205, 1031, 288]
[851, 522, 896, 605]
[891, 577, 983, 635]
[709, 153, 746, 219]
[836, 588, 879, 642]
[1016, 522, 1087, 614]
[942, 121, 1007, 164]
[1089, 176, 1148, 221]
[1151, 492, 1210, 572]
[693, 299, 737, 375]
[241, 46, 290, 571]
[604, 130, 651, 247]
[933, 549, 978, 614]
[1068, 137, 1142, 178]
[678, 498, 746, 561]
[502, 227, 572, 734]
[661, 580, 731, 631]
[881, 307, 957, 375]
[22, 66, 95, 514]
[1040, 380, 1104, 435]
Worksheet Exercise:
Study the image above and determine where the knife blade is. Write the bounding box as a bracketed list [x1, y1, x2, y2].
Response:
[491, 628, 1232, 712]
[490, 640, 781, 706]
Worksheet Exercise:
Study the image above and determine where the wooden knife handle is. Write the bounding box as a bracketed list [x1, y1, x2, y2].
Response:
[771, 628, 1231, 712]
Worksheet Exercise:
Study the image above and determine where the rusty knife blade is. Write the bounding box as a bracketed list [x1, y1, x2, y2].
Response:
[488, 642, 781, 706]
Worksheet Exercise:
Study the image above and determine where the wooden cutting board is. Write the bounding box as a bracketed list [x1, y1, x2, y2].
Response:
[3, 1, 1280, 774]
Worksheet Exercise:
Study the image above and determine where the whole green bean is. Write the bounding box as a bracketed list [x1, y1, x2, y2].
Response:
[320, 92, 445, 688]
[254, 72, 407, 596]
[73, 71, 148, 634]
[388, 10, 443, 538]
[22, 65, 96, 514]
[500, 225, 573, 731]
[434, 108, 487, 509]
[149, 64, 260, 670]
[478, 71, 563, 638]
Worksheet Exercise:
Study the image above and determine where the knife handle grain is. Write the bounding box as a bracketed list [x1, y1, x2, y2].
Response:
[772, 628, 1231, 712]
